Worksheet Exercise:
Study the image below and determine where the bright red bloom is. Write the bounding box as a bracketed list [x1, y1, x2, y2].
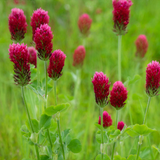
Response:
[146, 61, 160, 97]
[92, 72, 110, 107]
[34, 24, 53, 61]
[9, 43, 31, 86]
[28, 47, 37, 68]
[73, 46, 86, 67]
[8, 8, 27, 41]
[135, 35, 148, 58]
[98, 111, 112, 128]
[47, 50, 66, 80]
[31, 8, 49, 39]
[110, 81, 128, 109]
[78, 13, 92, 36]
[112, 0, 133, 35]
[117, 121, 125, 131]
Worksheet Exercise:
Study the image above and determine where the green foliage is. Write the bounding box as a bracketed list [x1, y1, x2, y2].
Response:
[67, 139, 82, 153]
[40, 114, 52, 130]
[95, 154, 110, 160]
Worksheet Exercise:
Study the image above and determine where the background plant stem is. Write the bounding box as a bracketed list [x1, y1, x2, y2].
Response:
[21, 86, 40, 160]
[118, 35, 122, 81]
[100, 107, 103, 159]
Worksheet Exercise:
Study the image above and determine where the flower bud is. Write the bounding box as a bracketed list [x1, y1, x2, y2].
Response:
[47, 50, 66, 80]
[112, 0, 133, 35]
[73, 46, 86, 68]
[8, 8, 27, 41]
[92, 72, 110, 107]
[146, 61, 160, 97]
[110, 81, 128, 109]
[98, 111, 112, 128]
[117, 121, 125, 131]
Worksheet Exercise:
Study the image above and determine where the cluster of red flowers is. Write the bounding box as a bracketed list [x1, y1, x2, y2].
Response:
[28, 47, 37, 68]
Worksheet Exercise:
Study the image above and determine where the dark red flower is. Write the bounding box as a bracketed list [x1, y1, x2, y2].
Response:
[112, 0, 133, 35]
[9, 43, 31, 86]
[146, 61, 160, 97]
[117, 121, 125, 131]
[78, 13, 92, 36]
[47, 50, 66, 80]
[92, 72, 110, 107]
[31, 8, 49, 40]
[34, 24, 53, 61]
[135, 35, 148, 58]
[98, 111, 112, 128]
[73, 46, 86, 67]
[110, 81, 128, 109]
[8, 8, 27, 41]
[28, 47, 37, 68]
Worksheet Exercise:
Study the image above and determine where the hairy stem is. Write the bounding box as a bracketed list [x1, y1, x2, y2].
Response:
[118, 35, 122, 81]
[100, 107, 104, 159]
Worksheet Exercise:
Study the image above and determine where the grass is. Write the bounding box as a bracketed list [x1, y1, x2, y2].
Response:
[1, 0, 160, 159]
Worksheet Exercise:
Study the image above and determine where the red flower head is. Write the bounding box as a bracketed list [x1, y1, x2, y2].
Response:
[117, 121, 125, 131]
[110, 81, 128, 109]
[78, 13, 92, 36]
[28, 47, 37, 68]
[112, 0, 133, 35]
[73, 46, 86, 67]
[135, 35, 148, 58]
[34, 24, 53, 61]
[98, 111, 112, 128]
[31, 8, 49, 40]
[8, 8, 27, 41]
[9, 43, 31, 86]
[92, 72, 110, 107]
[146, 61, 160, 97]
[47, 50, 66, 80]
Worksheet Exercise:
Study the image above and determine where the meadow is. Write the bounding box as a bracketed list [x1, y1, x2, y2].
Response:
[1, 0, 160, 160]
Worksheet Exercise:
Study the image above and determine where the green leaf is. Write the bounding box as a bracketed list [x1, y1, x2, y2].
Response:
[20, 125, 30, 137]
[45, 103, 70, 116]
[40, 114, 52, 130]
[62, 129, 70, 141]
[127, 155, 142, 160]
[31, 119, 39, 133]
[95, 154, 110, 160]
[40, 155, 50, 160]
[95, 123, 102, 130]
[67, 139, 82, 153]
[30, 133, 38, 143]
[127, 124, 155, 137]
[96, 130, 108, 144]
[152, 145, 160, 153]
[49, 119, 57, 132]
[114, 155, 126, 160]
[110, 129, 121, 138]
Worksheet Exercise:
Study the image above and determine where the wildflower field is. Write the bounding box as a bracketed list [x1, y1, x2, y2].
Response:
[1, 0, 160, 160]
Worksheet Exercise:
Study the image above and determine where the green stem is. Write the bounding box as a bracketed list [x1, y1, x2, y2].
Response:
[21, 87, 40, 160]
[54, 81, 65, 160]
[118, 35, 122, 81]
[100, 107, 104, 159]
[44, 61, 53, 149]
[136, 97, 151, 160]
[116, 110, 119, 125]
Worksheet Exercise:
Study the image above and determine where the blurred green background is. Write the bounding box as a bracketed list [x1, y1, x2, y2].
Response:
[1, 0, 160, 159]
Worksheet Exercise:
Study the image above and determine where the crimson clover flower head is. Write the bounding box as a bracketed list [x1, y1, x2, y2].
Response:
[110, 81, 128, 110]
[78, 13, 92, 36]
[8, 8, 27, 41]
[73, 45, 86, 68]
[34, 24, 53, 61]
[112, 0, 133, 35]
[9, 43, 31, 86]
[146, 61, 160, 97]
[135, 35, 148, 58]
[31, 8, 49, 39]
[92, 72, 110, 107]
[47, 50, 66, 80]
[98, 111, 112, 128]
[28, 47, 37, 68]
[117, 121, 125, 131]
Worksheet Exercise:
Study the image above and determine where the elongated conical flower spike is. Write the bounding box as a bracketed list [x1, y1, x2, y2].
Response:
[28, 47, 37, 68]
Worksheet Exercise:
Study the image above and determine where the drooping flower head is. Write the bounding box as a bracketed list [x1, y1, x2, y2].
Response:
[28, 47, 37, 68]
[47, 50, 66, 80]
[110, 81, 128, 109]
[8, 8, 27, 41]
[112, 0, 133, 35]
[92, 72, 110, 107]
[34, 24, 53, 61]
[9, 43, 31, 86]
[135, 35, 148, 58]
[98, 111, 112, 128]
[73, 46, 86, 67]
[146, 61, 160, 97]
[31, 8, 49, 39]
[117, 121, 125, 131]
[78, 13, 92, 36]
